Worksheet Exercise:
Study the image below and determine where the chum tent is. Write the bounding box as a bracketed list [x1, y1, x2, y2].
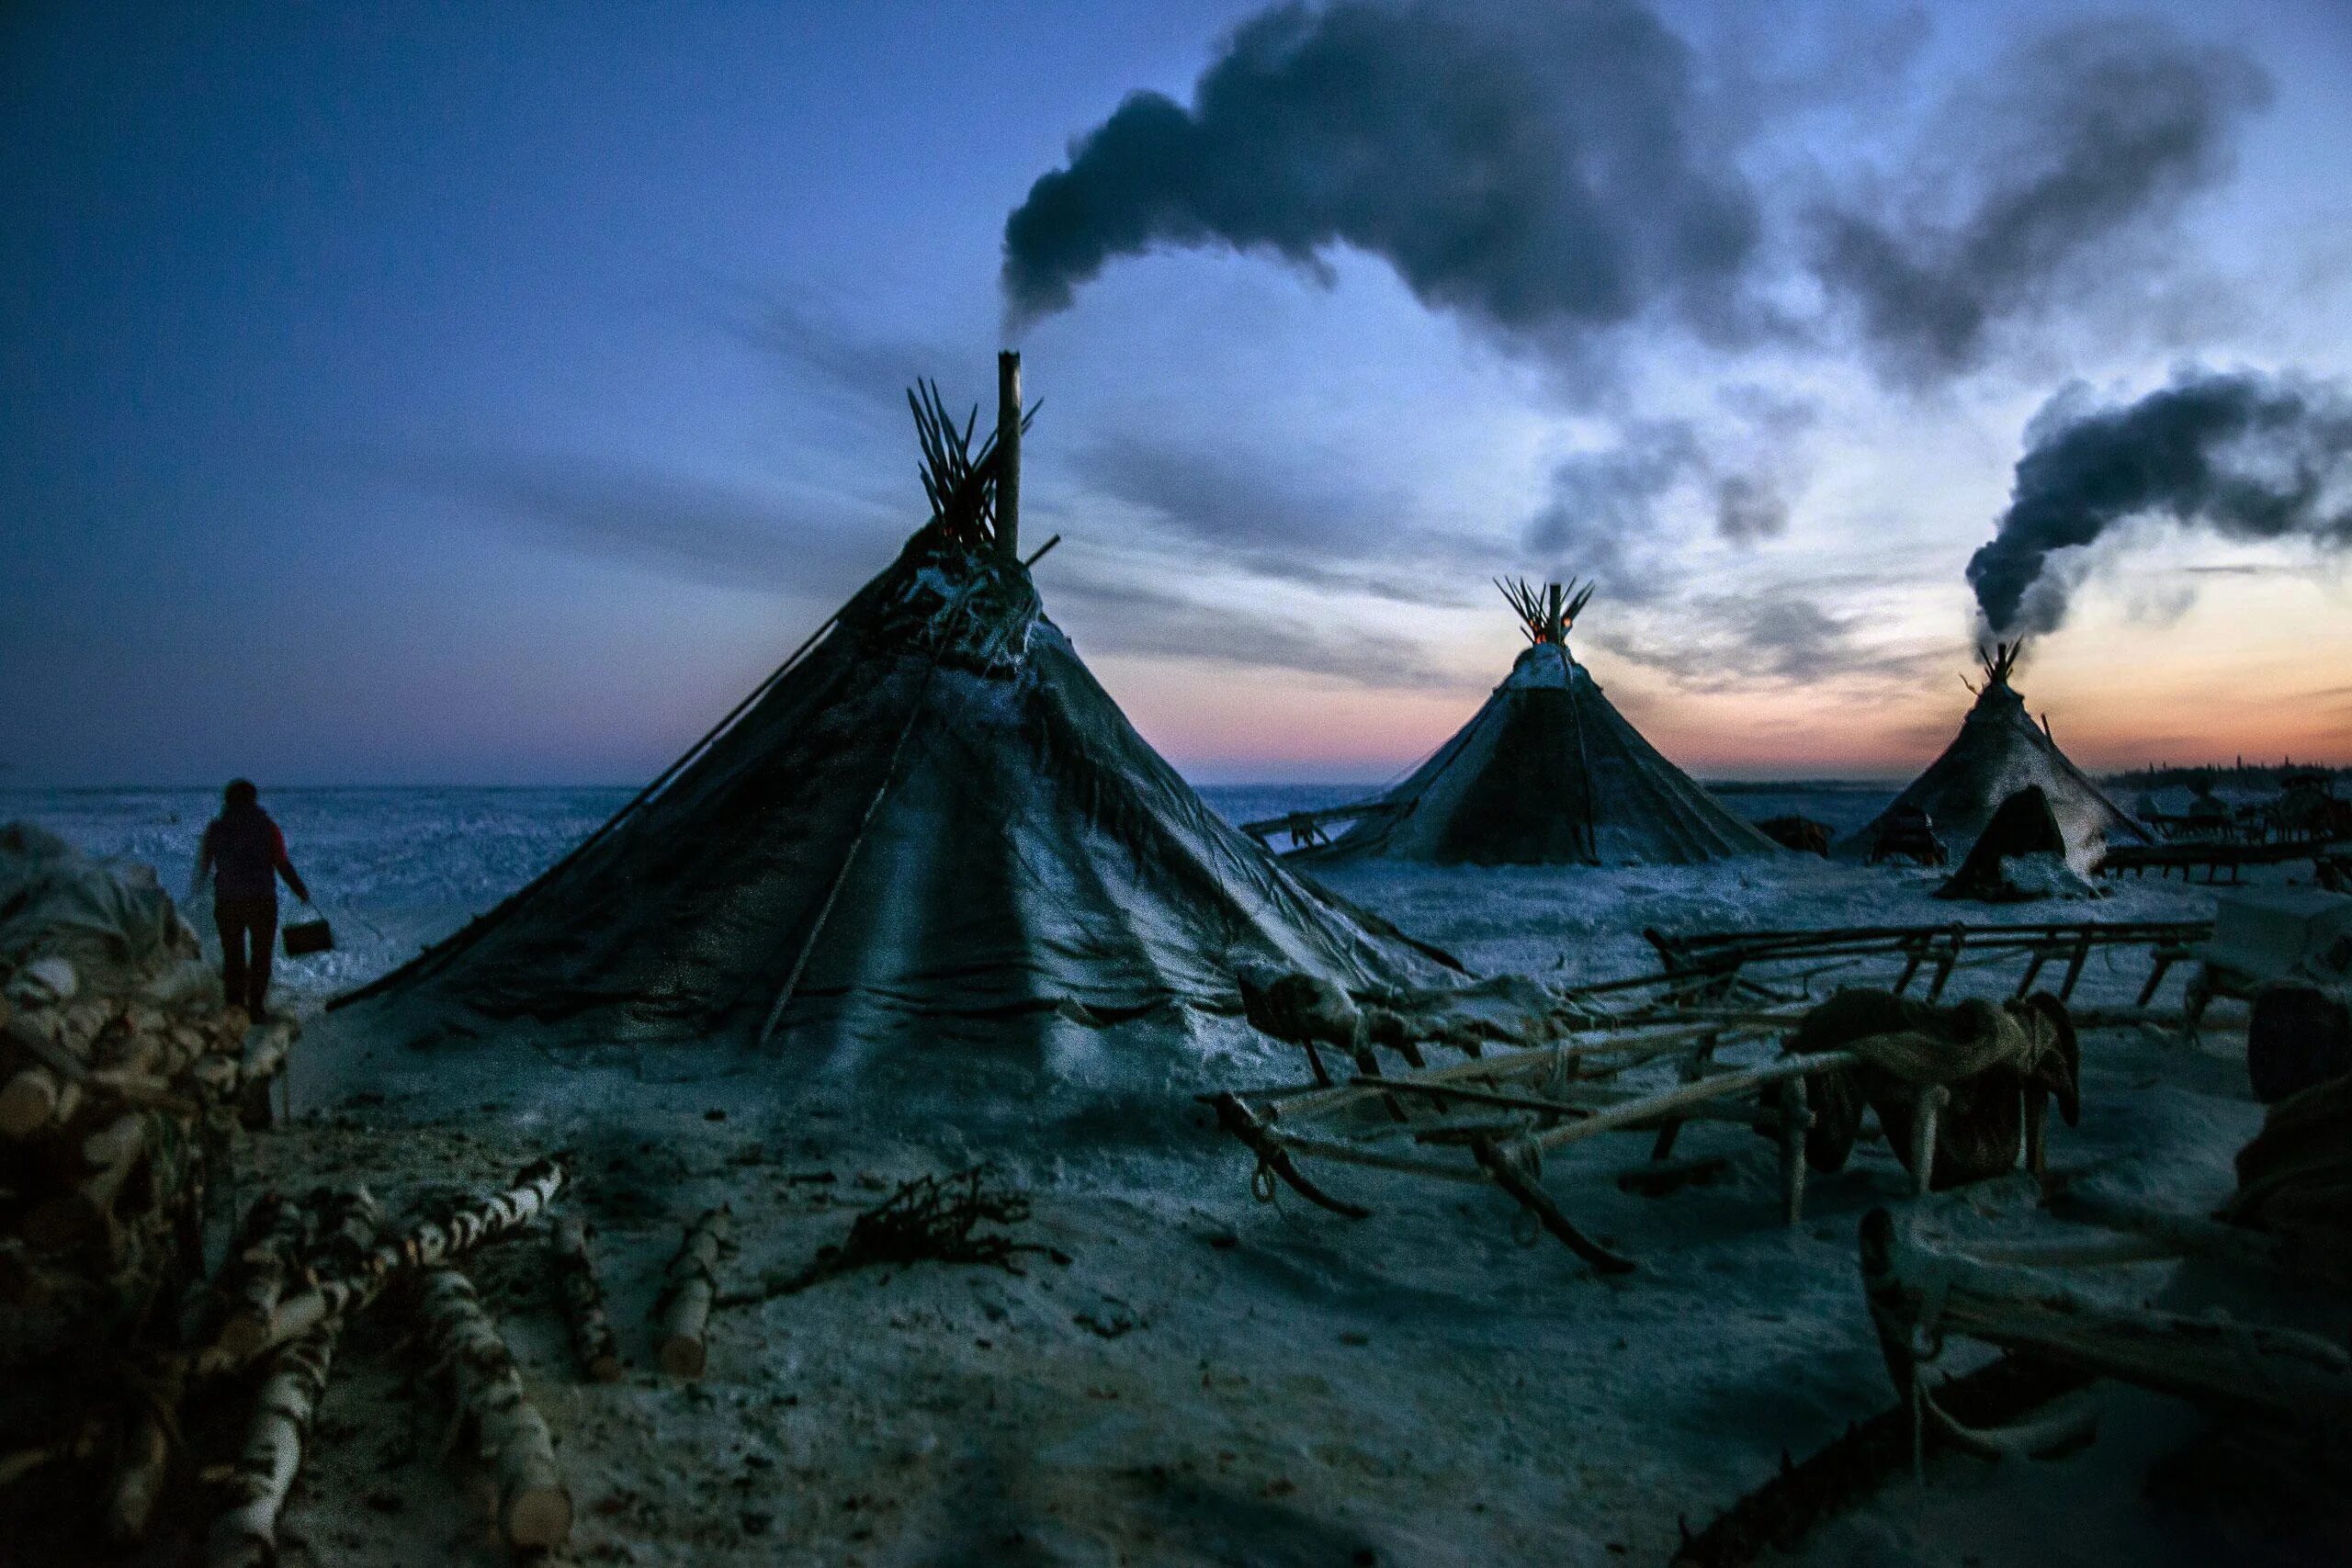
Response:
[1291, 579, 1781, 867]
[332, 358, 1457, 1048]
[1836, 641, 2149, 868]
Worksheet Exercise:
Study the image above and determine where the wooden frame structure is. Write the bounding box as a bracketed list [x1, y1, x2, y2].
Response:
[1204, 998, 2041, 1273]
[1638, 919, 2210, 1010]
[1859, 1201, 2352, 1471]
[1210, 918, 2210, 1272]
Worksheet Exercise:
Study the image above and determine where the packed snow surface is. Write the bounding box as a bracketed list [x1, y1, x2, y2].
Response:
[3, 784, 2320, 1565]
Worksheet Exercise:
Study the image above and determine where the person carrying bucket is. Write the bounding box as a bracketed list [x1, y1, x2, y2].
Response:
[194, 779, 312, 1017]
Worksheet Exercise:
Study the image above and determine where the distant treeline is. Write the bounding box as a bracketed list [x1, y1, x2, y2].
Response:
[2102, 761, 2349, 793]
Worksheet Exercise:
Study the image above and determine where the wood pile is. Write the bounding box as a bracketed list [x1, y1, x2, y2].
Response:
[0, 942, 294, 1551]
[2, 1151, 579, 1559]
[0, 947, 288, 1393]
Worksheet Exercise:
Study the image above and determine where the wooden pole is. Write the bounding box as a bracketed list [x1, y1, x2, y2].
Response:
[996, 350, 1021, 560]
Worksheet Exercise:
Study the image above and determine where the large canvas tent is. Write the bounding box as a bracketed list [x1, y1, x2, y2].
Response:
[1299, 580, 1780, 867]
[1836, 642, 2149, 868]
[333, 361, 1455, 1047]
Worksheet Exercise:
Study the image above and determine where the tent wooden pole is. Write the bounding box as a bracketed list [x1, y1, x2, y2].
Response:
[757, 577, 983, 1045]
[997, 351, 1021, 560]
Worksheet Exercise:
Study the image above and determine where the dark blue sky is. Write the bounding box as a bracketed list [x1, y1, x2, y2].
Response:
[6, 2, 2350, 784]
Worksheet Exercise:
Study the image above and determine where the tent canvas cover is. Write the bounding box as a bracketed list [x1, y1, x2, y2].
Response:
[1302, 579, 1780, 867]
[1836, 642, 2149, 868]
[333, 373, 1455, 1048]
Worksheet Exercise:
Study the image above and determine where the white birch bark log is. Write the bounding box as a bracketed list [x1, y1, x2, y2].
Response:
[205, 1320, 340, 1568]
[655, 1207, 731, 1378]
[196, 1160, 560, 1381]
[548, 1214, 623, 1382]
[414, 1266, 571, 1550]
[214, 1190, 312, 1362]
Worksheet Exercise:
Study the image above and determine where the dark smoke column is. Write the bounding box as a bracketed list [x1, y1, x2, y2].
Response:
[999, 0, 1758, 344]
[1969, 367, 2352, 637]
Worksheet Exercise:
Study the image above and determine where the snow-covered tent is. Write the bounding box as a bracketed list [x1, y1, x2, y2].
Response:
[332, 365, 1456, 1047]
[1301, 580, 1780, 867]
[1837, 642, 2149, 868]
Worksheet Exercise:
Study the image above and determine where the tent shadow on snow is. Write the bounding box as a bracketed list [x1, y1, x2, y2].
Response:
[328, 371, 1460, 1070]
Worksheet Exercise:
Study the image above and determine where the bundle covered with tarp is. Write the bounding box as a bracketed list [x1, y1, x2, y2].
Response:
[1784, 988, 2080, 1189]
[1236, 965, 1574, 1069]
[0, 823, 192, 996]
[2224, 1073, 2352, 1285]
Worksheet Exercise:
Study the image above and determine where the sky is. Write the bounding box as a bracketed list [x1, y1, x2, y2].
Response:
[4, 0, 2350, 788]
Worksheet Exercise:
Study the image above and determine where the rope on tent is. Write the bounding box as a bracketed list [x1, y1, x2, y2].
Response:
[331, 383, 1043, 1018]
[327, 604, 849, 1011]
[753, 669, 944, 1045]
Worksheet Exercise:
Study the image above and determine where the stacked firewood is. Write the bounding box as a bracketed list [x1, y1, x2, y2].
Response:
[0, 950, 289, 1364]
[2, 1149, 583, 1558]
[200, 1162, 580, 1561]
[0, 947, 293, 1550]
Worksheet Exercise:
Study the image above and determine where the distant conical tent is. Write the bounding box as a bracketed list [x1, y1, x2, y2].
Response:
[1305, 580, 1780, 866]
[333, 367, 1456, 1046]
[1836, 641, 2149, 866]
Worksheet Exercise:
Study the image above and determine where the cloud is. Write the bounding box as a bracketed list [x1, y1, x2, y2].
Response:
[1588, 590, 1944, 692]
[1001, 0, 1760, 353]
[724, 292, 962, 421]
[1968, 366, 2352, 636]
[393, 450, 889, 597]
[1522, 389, 1816, 599]
[1811, 20, 2269, 380]
[1073, 433, 1485, 604]
[1049, 571, 1455, 689]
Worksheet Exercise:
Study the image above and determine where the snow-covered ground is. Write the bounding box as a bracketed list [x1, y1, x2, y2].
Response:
[2, 785, 2329, 1566]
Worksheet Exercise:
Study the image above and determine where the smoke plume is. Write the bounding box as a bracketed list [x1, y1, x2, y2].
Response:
[1969, 367, 2352, 636]
[1001, 0, 1758, 346]
[1814, 21, 2268, 379]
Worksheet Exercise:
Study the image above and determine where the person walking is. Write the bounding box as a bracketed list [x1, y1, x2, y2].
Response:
[194, 779, 312, 1017]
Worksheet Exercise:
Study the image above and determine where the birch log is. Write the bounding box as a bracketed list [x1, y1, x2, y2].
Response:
[102, 1359, 183, 1545]
[0, 1066, 67, 1137]
[548, 1215, 623, 1382]
[24, 1110, 149, 1252]
[198, 1161, 561, 1378]
[415, 1266, 571, 1551]
[206, 1320, 339, 1568]
[389, 1157, 566, 1273]
[655, 1207, 730, 1377]
[213, 1190, 311, 1362]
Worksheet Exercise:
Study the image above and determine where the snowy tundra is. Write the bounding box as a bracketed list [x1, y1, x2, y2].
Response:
[7, 784, 2301, 1566]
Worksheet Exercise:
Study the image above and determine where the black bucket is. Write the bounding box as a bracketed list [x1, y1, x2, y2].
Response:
[283, 917, 334, 957]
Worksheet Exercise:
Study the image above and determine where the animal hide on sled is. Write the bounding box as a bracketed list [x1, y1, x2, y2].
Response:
[1783, 988, 2080, 1189]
